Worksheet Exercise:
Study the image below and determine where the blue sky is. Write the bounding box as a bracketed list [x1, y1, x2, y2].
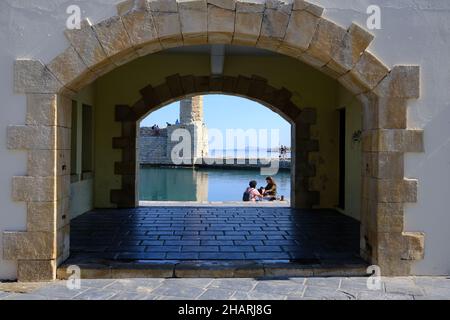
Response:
[140, 94, 291, 147]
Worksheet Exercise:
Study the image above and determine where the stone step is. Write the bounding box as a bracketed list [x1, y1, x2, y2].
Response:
[57, 259, 369, 279]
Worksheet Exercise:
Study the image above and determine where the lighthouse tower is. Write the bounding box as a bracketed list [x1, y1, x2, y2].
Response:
[167, 96, 208, 165]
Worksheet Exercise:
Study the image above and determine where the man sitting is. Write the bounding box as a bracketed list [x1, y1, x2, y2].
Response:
[243, 180, 263, 202]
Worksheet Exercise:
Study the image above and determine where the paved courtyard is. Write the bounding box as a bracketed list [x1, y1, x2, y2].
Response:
[68, 207, 362, 264]
[1, 277, 449, 300]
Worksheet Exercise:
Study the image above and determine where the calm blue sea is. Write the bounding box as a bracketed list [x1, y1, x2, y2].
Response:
[139, 166, 291, 202]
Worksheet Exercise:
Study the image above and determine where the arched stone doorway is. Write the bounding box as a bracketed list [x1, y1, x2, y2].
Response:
[112, 74, 318, 210]
[4, 0, 424, 281]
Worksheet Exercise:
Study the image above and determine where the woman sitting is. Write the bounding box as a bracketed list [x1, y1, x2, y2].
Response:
[259, 176, 277, 201]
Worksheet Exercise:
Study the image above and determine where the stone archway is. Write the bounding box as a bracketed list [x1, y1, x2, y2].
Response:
[4, 0, 424, 281]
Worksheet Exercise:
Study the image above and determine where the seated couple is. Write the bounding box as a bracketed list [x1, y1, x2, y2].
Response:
[243, 177, 278, 202]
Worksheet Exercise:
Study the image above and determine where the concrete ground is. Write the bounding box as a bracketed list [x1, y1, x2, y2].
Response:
[1, 277, 449, 300]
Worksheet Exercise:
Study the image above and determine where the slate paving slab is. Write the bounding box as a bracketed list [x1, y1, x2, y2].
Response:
[69, 207, 361, 264]
[3, 276, 450, 300]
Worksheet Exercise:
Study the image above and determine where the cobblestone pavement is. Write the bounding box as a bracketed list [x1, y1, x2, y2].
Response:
[69, 207, 362, 264]
[1, 277, 449, 300]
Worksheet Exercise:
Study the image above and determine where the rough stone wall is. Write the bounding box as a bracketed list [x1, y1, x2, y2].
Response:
[140, 136, 168, 163]
[140, 96, 208, 165]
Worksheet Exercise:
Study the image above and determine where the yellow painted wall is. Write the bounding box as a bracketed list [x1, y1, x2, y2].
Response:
[338, 85, 363, 220]
[71, 84, 96, 218]
[89, 51, 356, 210]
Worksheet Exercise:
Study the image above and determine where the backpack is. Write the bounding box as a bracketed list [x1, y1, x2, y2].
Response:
[242, 188, 252, 202]
[243, 190, 250, 201]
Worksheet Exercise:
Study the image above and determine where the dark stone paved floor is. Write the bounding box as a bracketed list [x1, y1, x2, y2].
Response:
[70, 207, 363, 265]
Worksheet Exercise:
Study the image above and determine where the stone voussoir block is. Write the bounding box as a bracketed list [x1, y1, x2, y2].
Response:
[46, 46, 94, 91]
[207, 0, 236, 10]
[3, 231, 56, 261]
[304, 18, 347, 68]
[281, 9, 320, 56]
[257, 3, 292, 50]
[149, 0, 183, 49]
[374, 65, 420, 99]
[208, 3, 236, 44]
[65, 19, 109, 70]
[233, 0, 264, 46]
[293, 0, 324, 17]
[18, 260, 56, 282]
[92, 15, 137, 66]
[178, 0, 208, 45]
[327, 23, 374, 75]
[118, 0, 162, 56]
[339, 51, 390, 95]
[15, 60, 63, 94]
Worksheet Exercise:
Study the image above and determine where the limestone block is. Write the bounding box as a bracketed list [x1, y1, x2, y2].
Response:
[46, 46, 94, 91]
[57, 225, 71, 263]
[360, 93, 407, 130]
[7, 125, 55, 150]
[402, 232, 425, 260]
[148, 0, 182, 48]
[375, 202, 404, 233]
[56, 127, 71, 151]
[14, 60, 62, 94]
[65, 19, 109, 70]
[304, 18, 347, 67]
[257, 6, 291, 50]
[377, 232, 425, 273]
[208, 4, 236, 43]
[234, 1, 264, 45]
[339, 51, 389, 95]
[116, 0, 139, 15]
[362, 129, 423, 153]
[3, 231, 55, 260]
[374, 152, 404, 179]
[376, 179, 418, 203]
[18, 260, 56, 282]
[178, 0, 208, 45]
[12, 176, 56, 202]
[207, 0, 236, 10]
[149, 0, 178, 11]
[281, 10, 320, 55]
[119, 0, 162, 56]
[293, 0, 324, 17]
[374, 65, 420, 99]
[328, 23, 374, 75]
[57, 95, 73, 128]
[27, 202, 58, 233]
[92, 15, 135, 64]
[26, 94, 57, 127]
[376, 129, 424, 153]
[28, 149, 71, 177]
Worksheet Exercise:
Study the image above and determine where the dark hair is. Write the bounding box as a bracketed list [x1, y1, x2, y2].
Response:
[249, 180, 257, 188]
[266, 176, 276, 185]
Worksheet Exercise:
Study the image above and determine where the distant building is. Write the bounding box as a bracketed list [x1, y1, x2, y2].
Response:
[140, 96, 208, 165]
